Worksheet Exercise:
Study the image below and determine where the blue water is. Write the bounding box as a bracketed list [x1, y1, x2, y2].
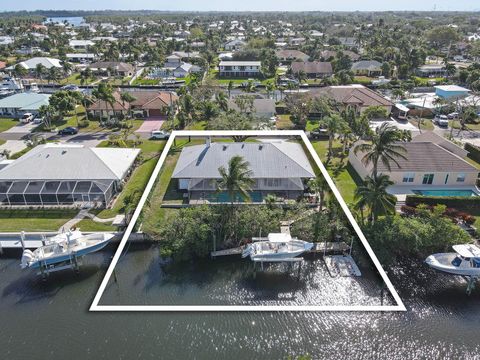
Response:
[44, 17, 85, 27]
[207, 191, 263, 203]
[413, 189, 478, 197]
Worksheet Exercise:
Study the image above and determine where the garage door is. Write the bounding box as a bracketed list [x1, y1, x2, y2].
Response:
[148, 109, 163, 117]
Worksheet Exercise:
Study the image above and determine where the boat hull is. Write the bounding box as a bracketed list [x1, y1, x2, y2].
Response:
[425, 253, 480, 277]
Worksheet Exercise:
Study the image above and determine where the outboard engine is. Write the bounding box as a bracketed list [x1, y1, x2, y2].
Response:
[20, 250, 34, 269]
[241, 245, 252, 258]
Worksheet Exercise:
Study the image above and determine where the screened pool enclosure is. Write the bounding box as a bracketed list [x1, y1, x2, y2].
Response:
[0, 179, 117, 206]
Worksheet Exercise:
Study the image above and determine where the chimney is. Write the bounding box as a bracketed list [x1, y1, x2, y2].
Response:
[206, 136, 211, 148]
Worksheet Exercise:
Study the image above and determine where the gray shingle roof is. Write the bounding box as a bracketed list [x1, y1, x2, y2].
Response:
[0, 144, 140, 181]
[291, 61, 333, 75]
[351, 60, 382, 71]
[172, 142, 315, 179]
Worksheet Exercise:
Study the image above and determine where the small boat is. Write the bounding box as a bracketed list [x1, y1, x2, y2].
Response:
[242, 233, 313, 260]
[20, 231, 114, 270]
[425, 244, 480, 277]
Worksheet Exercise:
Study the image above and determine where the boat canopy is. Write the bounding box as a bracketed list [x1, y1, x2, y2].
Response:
[267, 233, 292, 243]
[395, 103, 410, 112]
[452, 244, 480, 258]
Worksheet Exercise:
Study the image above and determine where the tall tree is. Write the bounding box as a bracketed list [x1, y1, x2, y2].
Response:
[217, 155, 255, 204]
[354, 174, 396, 224]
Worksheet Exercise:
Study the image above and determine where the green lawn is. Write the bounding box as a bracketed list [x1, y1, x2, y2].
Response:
[0, 209, 79, 232]
[185, 121, 207, 130]
[59, 73, 96, 85]
[75, 219, 117, 232]
[408, 119, 434, 131]
[0, 118, 19, 133]
[311, 139, 361, 204]
[276, 114, 294, 129]
[450, 121, 480, 131]
[306, 120, 320, 131]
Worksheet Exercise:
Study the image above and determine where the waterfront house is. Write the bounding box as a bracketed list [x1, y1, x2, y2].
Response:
[88, 61, 135, 77]
[7, 57, 62, 73]
[0, 144, 140, 207]
[172, 141, 315, 203]
[227, 98, 276, 118]
[415, 64, 446, 77]
[0, 93, 50, 118]
[290, 61, 333, 78]
[306, 85, 393, 115]
[351, 60, 382, 76]
[218, 61, 262, 78]
[319, 50, 360, 61]
[349, 141, 479, 197]
[275, 49, 309, 63]
[68, 39, 95, 50]
[224, 39, 246, 51]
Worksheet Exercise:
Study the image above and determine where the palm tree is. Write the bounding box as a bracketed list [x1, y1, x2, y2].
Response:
[120, 92, 137, 121]
[321, 114, 344, 160]
[354, 174, 396, 224]
[265, 80, 275, 99]
[92, 83, 116, 124]
[354, 122, 408, 179]
[217, 155, 255, 204]
[35, 63, 46, 82]
[445, 63, 456, 79]
[308, 175, 330, 210]
[215, 91, 229, 112]
[227, 80, 234, 98]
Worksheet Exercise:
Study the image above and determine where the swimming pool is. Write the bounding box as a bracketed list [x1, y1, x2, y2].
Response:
[413, 189, 479, 197]
[206, 191, 263, 203]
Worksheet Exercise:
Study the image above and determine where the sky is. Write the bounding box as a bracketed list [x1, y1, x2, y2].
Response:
[1, 0, 479, 12]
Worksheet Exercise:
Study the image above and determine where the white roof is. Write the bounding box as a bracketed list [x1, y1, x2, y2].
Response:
[16, 57, 62, 70]
[267, 233, 292, 243]
[453, 244, 480, 258]
[219, 61, 261, 66]
[434, 85, 470, 92]
[0, 144, 140, 181]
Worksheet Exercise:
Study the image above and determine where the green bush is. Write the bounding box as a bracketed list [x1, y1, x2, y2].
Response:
[405, 194, 480, 212]
[465, 142, 480, 163]
[78, 119, 89, 128]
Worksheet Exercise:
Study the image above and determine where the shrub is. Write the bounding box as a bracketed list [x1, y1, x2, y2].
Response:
[465, 142, 480, 163]
[78, 119, 89, 128]
[405, 194, 480, 212]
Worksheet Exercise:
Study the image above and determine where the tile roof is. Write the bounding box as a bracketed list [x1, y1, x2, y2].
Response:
[88, 91, 178, 111]
[308, 85, 393, 107]
[291, 61, 333, 75]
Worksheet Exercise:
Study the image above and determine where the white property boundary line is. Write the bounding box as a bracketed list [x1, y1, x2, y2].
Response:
[90, 130, 406, 312]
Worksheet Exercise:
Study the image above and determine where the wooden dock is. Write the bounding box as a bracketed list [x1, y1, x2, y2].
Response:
[324, 255, 362, 277]
[210, 241, 349, 258]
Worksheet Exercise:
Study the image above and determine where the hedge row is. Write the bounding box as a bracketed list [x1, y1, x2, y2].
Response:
[465, 142, 480, 163]
[405, 194, 480, 212]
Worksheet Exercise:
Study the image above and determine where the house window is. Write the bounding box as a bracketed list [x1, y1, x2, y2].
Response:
[264, 179, 281, 187]
[422, 174, 434, 185]
[402, 172, 415, 183]
[456, 173, 466, 182]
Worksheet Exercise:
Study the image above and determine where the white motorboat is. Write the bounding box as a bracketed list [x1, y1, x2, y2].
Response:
[20, 231, 114, 270]
[242, 233, 313, 261]
[425, 244, 480, 277]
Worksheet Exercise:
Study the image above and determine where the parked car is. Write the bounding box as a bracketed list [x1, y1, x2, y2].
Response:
[58, 126, 78, 135]
[150, 130, 170, 140]
[33, 117, 43, 124]
[20, 113, 34, 123]
[61, 84, 79, 91]
[447, 112, 459, 119]
[309, 128, 329, 139]
[434, 115, 449, 127]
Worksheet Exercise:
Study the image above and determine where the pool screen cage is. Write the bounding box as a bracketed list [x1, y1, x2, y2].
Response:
[0, 179, 116, 206]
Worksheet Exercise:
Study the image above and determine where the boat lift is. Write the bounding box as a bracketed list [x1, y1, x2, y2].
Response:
[19, 232, 82, 279]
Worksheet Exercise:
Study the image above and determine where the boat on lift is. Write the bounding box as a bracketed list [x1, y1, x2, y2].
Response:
[242, 233, 313, 261]
[425, 244, 480, 277]
[20, 231, 114, 270]
[0, 76, 23, 97]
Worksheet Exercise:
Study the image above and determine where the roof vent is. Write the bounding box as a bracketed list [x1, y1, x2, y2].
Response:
[62, 150, 67, 155]
[223, 145, 228, 151]
[259, 145, 263, 150]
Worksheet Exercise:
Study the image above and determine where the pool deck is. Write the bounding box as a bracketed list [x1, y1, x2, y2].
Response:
[389, 185, 480, 201]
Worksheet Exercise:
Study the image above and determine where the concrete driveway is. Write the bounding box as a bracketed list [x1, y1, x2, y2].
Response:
[135, 117, 166, 135]
[0, 140, 27, 155]
[2, 122, 38, 135]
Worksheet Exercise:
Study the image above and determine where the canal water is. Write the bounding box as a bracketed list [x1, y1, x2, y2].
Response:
[1, 244, 479, 359]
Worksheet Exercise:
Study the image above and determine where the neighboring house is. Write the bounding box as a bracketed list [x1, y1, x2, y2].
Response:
[8, 57, 62, 72]
[434, 85, 470, 100]
[289, 37, 306, 46]
[224, 39, 246, 51]
[411, 132, 469, 159]
[415, 64, 446, 77]
[307, 85, 393, 114]
[338, 37, 360, 49]
[349, 141, 479, 196]
[155, 54, 201, 78]
[88, 90, 178, 118]
[69, 39, 94, 50]
[0, 144, 140, 207]
[351, 60, 383, 76]
[218, 61, 262, 78]
[88, 61, 135, 77]
[319, 50, 360, 61]
[66, 53, 98, 63]
[291, 61, 333, 78]
[0, 36, 14, 46]
[227, 98, 276, 118]
[171, 51, 202, 59]
[172, 141, 315, 202]
[276, 50, 309, 63]
[0, 93, 50, 117]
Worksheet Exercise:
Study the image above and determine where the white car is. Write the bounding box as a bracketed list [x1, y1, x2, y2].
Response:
[434, 115, 449, 127]
[33, 117, 44, 124]
[151, 130, 170, 140]
[20, 113, 34, 123]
